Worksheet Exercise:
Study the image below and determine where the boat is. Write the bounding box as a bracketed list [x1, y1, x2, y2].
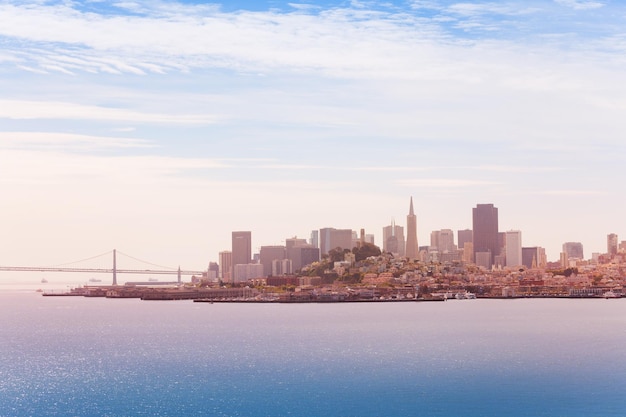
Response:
[455, 292, 476, 300]
[89, 278, 102, 283]
[148, 278, 158, 282]
[603, 291, 618, 299]
[41, 278, 48, 283]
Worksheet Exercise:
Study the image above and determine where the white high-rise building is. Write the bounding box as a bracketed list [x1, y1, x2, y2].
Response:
[505, 230, 522, 267]
[319, 228, 353, 256]
[219, 251, 232, 282]
[310, 230, 319, 248]
[430, 229, 456, 253]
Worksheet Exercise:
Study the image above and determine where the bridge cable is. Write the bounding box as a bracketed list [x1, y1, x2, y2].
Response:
[48, 250, 114, 268]
[115, 250, 178, 271]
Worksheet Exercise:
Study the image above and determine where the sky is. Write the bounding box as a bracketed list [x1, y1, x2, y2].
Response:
[1, 0, 626, 274]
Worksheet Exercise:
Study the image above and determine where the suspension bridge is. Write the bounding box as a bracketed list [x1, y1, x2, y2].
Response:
[0, 249, 207, 285]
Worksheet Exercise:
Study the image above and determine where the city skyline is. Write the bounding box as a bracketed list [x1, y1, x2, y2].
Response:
[217, 200, 616, 274]
[1, 0, 625, 271]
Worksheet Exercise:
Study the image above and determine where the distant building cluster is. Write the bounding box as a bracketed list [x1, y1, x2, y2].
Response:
[205, 198, 623, 291]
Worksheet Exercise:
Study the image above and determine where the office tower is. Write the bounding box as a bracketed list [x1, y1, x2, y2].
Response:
[351, 230, 360, 249]
[505, 230, 522, 267]
[233, 263, 263, 283]
[431, 229, 455, 253]
[219, 250, 232, 282]
[475, 252, 492, 269]
[320, 228, 353, 256]
[272, 259, 292, 276]
[522, 247, 535, 269]
[536, 247, 547, 268]
[498, 232, 506, 258]
[320, 228, 333, 255]
[405, 197, 419, 259]
[290, 245, 321, 271]
[494, 253, 506, 269]
[365, 234, 375, 245]
[286, 237, 307, 250]
[462, 242, 474, 263]
[208, 262, 219, 281]
[310, 230, 319, 248]
[472, 203, 499, 269]
[334, 229, 353, 252]
[522, 247, 546, 269]
[457, 229, 473, 249]
[458, 229, 474, 263]
[562, 242, 584, 260]
[607, 233, 618, 256]
[286, 236, 316, 264]
[430, 231, 439, 251]
[442, 229, 456, 252]
[259, 245, 286, 277]
[231, 231, 252, 280]
[383, 221, 405, 256]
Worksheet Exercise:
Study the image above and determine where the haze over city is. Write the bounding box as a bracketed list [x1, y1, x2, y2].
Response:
[1, 0, 625, 271]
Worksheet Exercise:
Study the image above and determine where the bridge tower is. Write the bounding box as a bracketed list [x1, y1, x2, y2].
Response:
[177, 266, 181, 284]
[113, 249, 118, 286]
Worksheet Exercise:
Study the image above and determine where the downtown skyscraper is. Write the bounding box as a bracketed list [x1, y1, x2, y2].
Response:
[472, 203, 499, 269]
[405, 197, 419, 259]
[231, 231, 252, 281]
[505, 230, 522, 267]
[383, 221, 405, 256]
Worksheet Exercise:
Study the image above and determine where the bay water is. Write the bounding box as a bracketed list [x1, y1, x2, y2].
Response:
[1, 290, 625, 416]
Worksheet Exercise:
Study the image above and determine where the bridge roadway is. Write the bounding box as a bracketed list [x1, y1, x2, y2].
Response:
[0, 266, 206, 275]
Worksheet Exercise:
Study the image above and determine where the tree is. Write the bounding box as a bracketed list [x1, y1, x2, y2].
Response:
[352, 242, 382, 262]
[339, 272, 362, 284]
[328, 247, 347, 263]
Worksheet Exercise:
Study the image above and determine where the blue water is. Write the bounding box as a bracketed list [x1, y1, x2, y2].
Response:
[1, 291, 625, 416]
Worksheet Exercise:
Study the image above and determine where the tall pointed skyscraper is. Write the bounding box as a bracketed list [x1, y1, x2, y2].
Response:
[405, 197, 419, 259]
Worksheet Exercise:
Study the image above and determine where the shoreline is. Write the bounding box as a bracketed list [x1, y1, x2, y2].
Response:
[36, 286, 622, 302]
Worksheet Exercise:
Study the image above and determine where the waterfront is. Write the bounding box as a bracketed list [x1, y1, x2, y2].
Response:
[1, 290, 625, 416]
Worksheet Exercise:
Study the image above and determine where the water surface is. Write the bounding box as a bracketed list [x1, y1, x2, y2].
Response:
[1, 292, 625, 416]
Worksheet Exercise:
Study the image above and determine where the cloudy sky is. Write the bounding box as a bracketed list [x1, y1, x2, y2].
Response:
[1, 0, 625, 273]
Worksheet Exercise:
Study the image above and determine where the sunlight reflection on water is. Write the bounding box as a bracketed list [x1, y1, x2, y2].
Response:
[1, 292, 625, 416]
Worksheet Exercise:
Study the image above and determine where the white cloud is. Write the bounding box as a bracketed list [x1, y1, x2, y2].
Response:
[0, 0, 621, 85]
[256, 164, 434, 172]
[0, 132, 152, 151]
[0, 99, 219, 124]
[554, 0, 605, 10]
[470, 165, 562, 173]
[0, 0, 625, 267]
[288, 3, 321, 11]
[446, 2, 538, 17]
[538, 190, 606, 196]
[396, 179, 501, 188]
[0, 148, 232, 188]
